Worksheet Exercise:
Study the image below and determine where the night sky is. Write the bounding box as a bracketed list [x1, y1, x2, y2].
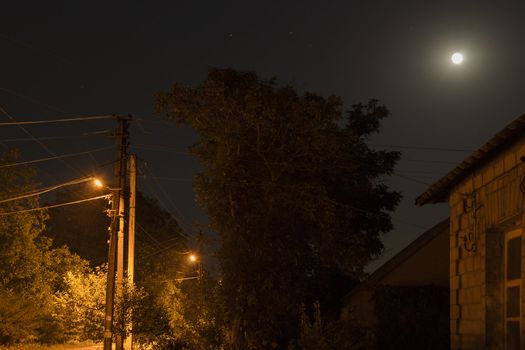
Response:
[2, 1, 524, 270]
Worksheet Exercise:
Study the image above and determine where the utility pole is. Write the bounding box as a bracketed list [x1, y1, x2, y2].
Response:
[115, 117, 131, 350]
[125, 154, 136, 350]
[104, 116, 129, 350]
[115, 181, 125, 350]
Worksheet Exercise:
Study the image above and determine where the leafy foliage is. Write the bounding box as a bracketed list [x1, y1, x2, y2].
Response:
[156, 68, 401, 348]
[53, 265, 107, 342]
[0, 150, 88, 345]
[45, 184, 222, 348]
[289, 302, 373, 350]
[132, 267, 223, 349]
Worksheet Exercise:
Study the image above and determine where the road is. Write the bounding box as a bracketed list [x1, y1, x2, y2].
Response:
[53, 345, 102, 350]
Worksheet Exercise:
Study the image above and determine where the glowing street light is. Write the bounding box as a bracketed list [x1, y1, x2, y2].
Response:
[189, 254, 198, 263]
[93, 178, 104, 188]
[451, 52, 464, 65]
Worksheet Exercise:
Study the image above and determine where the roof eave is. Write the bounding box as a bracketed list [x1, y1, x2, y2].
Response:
[416, 113, 525, 206]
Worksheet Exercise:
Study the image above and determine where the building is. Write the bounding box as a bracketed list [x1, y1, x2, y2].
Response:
[341, 219, 449, 349]
[417, 113, 525, 349]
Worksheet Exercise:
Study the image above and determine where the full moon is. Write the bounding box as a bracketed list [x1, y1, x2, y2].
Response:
[451, 52, 464, 64]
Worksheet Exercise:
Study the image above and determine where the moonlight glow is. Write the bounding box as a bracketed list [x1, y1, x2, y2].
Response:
[451, 52, 464, 65]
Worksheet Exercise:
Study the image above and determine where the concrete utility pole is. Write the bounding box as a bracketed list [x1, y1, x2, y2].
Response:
[125, 154, 137, 350]
[104, 116, 129, 350]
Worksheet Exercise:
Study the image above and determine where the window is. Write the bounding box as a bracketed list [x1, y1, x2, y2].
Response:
[505, 229, 522, 350]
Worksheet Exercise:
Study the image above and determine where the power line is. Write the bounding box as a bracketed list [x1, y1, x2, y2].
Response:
[134, 141, 469, 159]
[0, 194, 111, 216]
[138, 173, 194, 235]
[133, 143, 460, 168]
[0, 33, 71, 64]
[0, 115, 116, 126]
[138, 276, 200, 285]
[0, 98, 118, 239]
[392, 172, 431, 186]
[134, 117, 180, 127]
[0, 130, 111, 143]
[141, 176, 193, 182]
[371, 144, 474, 153]
[139, 160, 194, 234]
[131, 144, 190, 156]
[401, 158, 458, 165]
[0, 104, 87, 177]
[0, 86, 69, 114]
[395, 169, 446, 175]
[0, 89, 111, 179]
[0, 146, 113, 168]
[139, 240, 191, 261]
[0, 176, 97, 204]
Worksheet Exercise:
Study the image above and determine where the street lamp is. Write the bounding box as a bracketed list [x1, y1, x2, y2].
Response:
[92, 178, 121, 191]
[188, 253, 202, 280]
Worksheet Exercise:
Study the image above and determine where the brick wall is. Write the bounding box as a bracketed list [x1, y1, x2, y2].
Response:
[449, 138, 525, 349]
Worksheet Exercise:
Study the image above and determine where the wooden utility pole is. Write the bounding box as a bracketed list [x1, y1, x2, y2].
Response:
[125, 154, 136, 350]
[116, 184, 125, 350]
[115, 118, 132, 350]
[103, 116, 129, 350]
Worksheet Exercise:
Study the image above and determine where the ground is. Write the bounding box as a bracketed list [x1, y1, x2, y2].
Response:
[0, 343, 102, 350]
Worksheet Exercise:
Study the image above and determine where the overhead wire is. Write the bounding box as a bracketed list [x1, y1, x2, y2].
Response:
[137, 158, 194, 234]
[391, 172, 431, 186]
[133, 140, 435, 231]
[131, 144, 190, 156]
[138, 276, 200, 285]
[0, 176, 97, 204]
[0, 103, 440, 239]
[0, 115, 116, 126]
[401, 158, 458, 165]
[0, 102, 119, 251]
[133, 143, 463, 166]
[370, 143, 474, 153]
[139, 240, 192, 261]
[0, 82, 182, 266]
[140, 175, 192, 182]
[0, 86, 69, 114]
[0, 88, 113, 177]
[0, 104, 91, 178]
[0, 194, 111, 216]
[0, 71, 121, 253]
[0, 146, 113, 168]
[0, 130, 111, 143]
[0, 33, 71, 64]
[134, 117, 182, 127]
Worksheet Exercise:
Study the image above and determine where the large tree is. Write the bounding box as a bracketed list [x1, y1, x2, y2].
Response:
[156, 68, 401, 349]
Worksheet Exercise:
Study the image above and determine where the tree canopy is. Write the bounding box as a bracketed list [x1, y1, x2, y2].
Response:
[156, 68, 401, 349]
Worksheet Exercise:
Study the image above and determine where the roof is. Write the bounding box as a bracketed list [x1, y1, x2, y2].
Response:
[416, 113, 525, 206]
[343, 218, 449, 302]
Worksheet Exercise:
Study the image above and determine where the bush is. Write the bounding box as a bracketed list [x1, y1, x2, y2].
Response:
[373, 285, 449, 350]
[52, 265, 107, 342]
[290, 302, 373, 350]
